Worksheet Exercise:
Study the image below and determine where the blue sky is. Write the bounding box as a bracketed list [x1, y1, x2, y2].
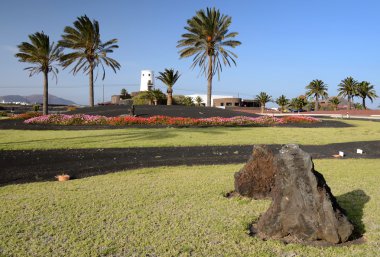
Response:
[0, 0, 379, 108]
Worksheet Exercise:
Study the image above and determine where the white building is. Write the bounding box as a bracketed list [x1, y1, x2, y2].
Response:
[186, 94, 233, 106]
[140, 70, 155, 91]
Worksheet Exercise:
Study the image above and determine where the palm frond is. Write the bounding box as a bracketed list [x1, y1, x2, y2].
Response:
[59, 15, 121, 79]
[177, 7, 241, 81]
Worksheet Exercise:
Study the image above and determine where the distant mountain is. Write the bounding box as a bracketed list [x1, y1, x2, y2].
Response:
[0, 95, 27, 103]
[0, 94, 76, 105]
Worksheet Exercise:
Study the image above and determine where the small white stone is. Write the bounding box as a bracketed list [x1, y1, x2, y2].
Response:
[339, 151, 345, 157]
[357, 149, 363, 154]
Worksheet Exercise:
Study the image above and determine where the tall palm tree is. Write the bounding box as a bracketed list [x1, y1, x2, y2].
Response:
[305, 79, 328, 111]
[256, 92, 272, 113]
[156, 68, 181, 105]
[59, 15, 120, 107]
[275, 95, 289, 112]
[177, 7, 241, 107]
[338, 77, 358, 110]
[356, 81, 378, 109]
[15, 32, 61, 115]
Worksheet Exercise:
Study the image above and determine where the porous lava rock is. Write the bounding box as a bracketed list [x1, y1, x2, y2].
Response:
[234, 145, 276, 199]
[255, 144, 354, 244]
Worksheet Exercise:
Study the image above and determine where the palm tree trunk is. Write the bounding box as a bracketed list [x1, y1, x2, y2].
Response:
[207, 55, 213, 107]
[89, 64, 94, 107]
[362, 97, 366, 110]
[315, 95, 319, 112]
[167, 89, 173, 105]
[347, 96, 351, 110]
[261, 104, 264, 113]
[43, 70, 48, 115]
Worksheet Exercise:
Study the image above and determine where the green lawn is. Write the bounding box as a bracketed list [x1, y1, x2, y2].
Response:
[0, 160, 379, 256]
[1, 119, 379, 150]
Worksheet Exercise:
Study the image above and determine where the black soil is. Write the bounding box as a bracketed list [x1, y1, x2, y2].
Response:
[1, 141, 379, 186]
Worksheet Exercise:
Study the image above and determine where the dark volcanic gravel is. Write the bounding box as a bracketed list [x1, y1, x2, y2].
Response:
[1, 141, 379, 186]
[66, 105, 261, 118]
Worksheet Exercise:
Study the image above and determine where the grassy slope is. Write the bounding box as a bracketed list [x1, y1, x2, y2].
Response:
[1, 119, 379, 150]
[0, 160, 379, 256]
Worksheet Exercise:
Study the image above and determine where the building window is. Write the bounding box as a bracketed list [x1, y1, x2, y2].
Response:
[220, 103, 224, 106]
[226, 102, 232, 106]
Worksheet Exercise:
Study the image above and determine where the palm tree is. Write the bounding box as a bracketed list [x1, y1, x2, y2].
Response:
[275, 95, 289, 112]
[338, 77, 358, 110]
[289, 96, 308, 111]
[195, 96, 203, 106]
[177, 7, 241, 107]
[356, 81, 378, 109]
[328, 97, 340, 111]
[156, 68, 181, 105]
[256, 92, 272, 113]
[59, 15, 120, 107]
[15, 32, 61, 115]
[305, 79, 328, 111]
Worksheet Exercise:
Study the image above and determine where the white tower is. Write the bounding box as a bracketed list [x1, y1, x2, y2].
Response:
[140, 70, 154, 91]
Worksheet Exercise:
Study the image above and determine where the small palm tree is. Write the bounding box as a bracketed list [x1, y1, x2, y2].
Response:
[256, 92, 272, 113]
[156, 68, 181, 105]
[59, 15, 120, 107]
[275, 95, 289, 112]
[195, 96, 203, 106]
[289, 96, 308, 111]
[15, 32, 61, 115]
[328, 97, 340, 111]
[356, 81, 378, 109]
[338, 77, 358, 110]
[177, 7, 241, 107]
[305, 79, 328, 111]
[183, 96, 194, 106]
[353, 102, 364, 110]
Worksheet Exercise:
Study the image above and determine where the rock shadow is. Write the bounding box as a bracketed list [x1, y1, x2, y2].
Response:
[336, 189, 370, 239]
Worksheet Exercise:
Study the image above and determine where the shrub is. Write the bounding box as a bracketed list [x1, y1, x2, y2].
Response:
[66, 106, 77, 111]
[132, 90, 167, 105]
[173, 95, 194, 106]
[32, 105, 40, 112]
[0, 111, 7, 117]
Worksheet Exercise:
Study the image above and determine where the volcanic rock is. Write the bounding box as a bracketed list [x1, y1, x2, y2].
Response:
[255, 144, 354, 244]
[234, 145, 276, 199]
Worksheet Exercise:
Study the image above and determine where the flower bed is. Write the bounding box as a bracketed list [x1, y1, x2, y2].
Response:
[281, 115, 321, 123]
[24, 114, 320, 127]
[10, 112, 42, 120]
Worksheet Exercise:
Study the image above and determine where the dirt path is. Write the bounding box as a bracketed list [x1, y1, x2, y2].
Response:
[1, 141, 379, 186]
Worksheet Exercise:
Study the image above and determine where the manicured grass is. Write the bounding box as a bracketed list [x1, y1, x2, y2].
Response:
[0, 160, 379, 256]
[1, 119, 380, 150]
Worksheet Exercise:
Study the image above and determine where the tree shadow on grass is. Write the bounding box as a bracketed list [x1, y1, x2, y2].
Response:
[336, 189, 370, 239]
[0, 127, 231, 148]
